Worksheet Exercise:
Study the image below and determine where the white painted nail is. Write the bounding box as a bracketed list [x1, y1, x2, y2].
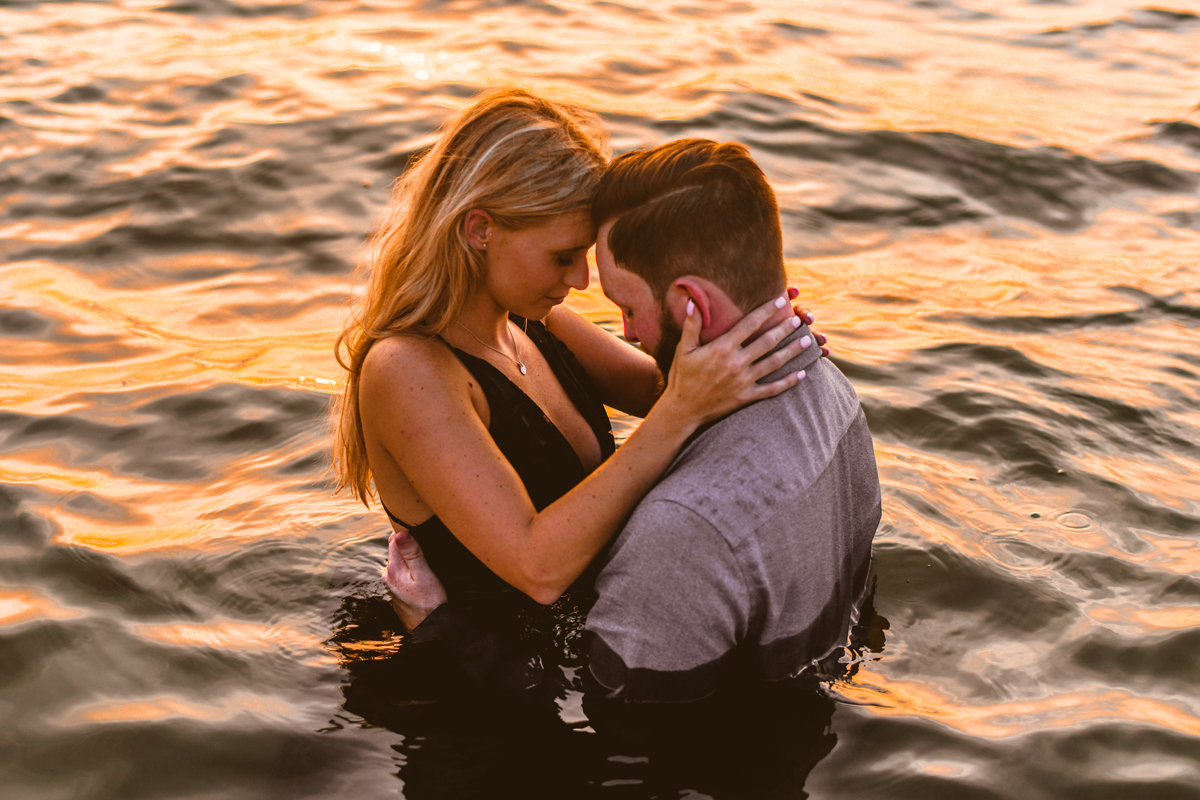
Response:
[796, 370, 806, 381]
[686, 299, 695, 316]
[791, 316, 801, 328]
[800, 335, 812, 348]
[775, 296, 788, 309]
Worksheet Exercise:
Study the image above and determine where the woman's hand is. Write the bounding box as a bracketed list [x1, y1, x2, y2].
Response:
[658, 294, 811, 427]
[788, 287, 830, 358]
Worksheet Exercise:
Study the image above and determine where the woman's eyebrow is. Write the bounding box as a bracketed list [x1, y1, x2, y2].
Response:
[554, 243, 593, 255]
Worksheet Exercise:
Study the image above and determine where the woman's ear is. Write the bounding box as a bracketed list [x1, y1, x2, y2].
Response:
[463, 209, 493, 250]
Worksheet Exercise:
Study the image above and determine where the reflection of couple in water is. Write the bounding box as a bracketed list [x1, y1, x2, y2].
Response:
[328, 88, 882, 797]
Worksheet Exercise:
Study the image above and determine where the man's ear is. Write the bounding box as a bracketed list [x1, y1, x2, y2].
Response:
[463, 209, 493, 250]
[667, 277, 712, 329]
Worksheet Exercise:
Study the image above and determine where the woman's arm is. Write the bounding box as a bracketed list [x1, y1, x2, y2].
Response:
[543, 304, 660, 417]
[362, 300, 807, 606]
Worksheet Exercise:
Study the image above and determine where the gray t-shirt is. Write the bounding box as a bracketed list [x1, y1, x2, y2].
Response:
[585, 328, 881, 702]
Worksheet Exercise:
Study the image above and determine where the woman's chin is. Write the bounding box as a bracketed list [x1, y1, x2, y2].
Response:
[518, 296, 565, 320]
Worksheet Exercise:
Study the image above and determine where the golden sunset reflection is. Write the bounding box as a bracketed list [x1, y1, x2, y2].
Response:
[3, 0, 1199, 794]
[62, 692, 297, 726]
[133, 619, 313, 652]
[1, 449, 363, 554]
[835, 669, 1200, 740]
[0, 589, 82, 627]
[1086, 605, 1200, 634]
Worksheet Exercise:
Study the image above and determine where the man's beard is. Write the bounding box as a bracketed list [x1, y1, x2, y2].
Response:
[652, 303, 683, 379]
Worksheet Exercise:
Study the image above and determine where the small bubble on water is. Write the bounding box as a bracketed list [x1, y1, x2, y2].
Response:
[1055, 511, 1093, 530]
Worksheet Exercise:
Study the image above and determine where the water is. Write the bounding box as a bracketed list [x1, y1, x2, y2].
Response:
[2, 0, 1199, 797]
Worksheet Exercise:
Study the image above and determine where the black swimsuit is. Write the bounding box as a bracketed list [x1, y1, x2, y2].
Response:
[383, 317, 616, 625]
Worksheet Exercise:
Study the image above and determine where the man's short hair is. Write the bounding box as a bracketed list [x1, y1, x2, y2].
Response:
[591, 139, 786, 311]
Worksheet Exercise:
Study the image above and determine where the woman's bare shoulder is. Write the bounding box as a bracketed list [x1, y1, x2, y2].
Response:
[360, 333, 468, 402]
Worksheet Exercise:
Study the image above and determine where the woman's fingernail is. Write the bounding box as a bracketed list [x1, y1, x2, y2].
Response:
[800, 335, 812, 348]
[787, 287, 799, 299]
[775, 296, 787, 309]
[791, 316, 801, 329]
[686, 299, 695, 316]
[805, 313, 814, 324]
[796, 370, 807, 381]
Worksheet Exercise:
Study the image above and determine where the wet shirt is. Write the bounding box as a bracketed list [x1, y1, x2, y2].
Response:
[584, 328, 881, 702]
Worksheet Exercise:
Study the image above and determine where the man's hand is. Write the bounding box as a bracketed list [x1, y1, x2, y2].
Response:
[383, 529, 448, 631]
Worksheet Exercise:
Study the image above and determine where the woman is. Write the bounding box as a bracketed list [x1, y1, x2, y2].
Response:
[333, 89, 810, 638]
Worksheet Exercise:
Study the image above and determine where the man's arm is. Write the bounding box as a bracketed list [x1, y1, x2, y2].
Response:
[383, 529, 447, 630]
[583, 500, 751, 703]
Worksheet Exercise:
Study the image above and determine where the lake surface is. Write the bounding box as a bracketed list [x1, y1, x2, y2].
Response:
[2, 0, 1199, 797]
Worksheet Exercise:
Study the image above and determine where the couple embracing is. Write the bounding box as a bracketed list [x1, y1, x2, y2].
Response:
[333, 89, 880, 712]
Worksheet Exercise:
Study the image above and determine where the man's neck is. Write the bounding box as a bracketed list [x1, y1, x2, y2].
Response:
[701, 289, 792, 346]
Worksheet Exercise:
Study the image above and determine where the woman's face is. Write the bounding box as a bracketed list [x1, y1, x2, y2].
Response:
[481, 211, 595, 319]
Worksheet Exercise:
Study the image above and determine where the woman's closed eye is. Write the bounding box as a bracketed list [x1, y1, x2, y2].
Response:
[555, 247, 589, 268]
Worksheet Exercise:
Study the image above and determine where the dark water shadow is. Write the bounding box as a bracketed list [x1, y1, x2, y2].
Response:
[325, 576, 884, 799]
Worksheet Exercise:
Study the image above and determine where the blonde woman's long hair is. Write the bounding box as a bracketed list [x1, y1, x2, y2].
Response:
[333, 88, 611, 505]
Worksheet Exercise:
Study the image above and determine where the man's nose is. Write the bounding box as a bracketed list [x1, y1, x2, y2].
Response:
[622, 316, 638, 343]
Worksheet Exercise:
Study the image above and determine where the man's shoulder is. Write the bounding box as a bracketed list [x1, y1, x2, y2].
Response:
[610, 495, 722, 553]
[613, 357, 877, 553]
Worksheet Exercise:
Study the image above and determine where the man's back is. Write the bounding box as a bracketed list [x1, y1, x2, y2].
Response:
[585, 330, 881, 701]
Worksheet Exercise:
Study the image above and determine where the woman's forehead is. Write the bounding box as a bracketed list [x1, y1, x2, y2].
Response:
[534, 210, 595, 247]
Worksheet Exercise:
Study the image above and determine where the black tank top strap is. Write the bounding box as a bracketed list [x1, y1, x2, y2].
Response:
[380, 501, 414, 529]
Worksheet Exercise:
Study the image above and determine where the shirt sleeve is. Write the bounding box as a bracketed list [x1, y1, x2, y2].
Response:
[583, 499, 751, 702]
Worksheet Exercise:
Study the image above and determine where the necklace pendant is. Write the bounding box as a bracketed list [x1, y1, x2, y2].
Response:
[518, 362, 527, 376]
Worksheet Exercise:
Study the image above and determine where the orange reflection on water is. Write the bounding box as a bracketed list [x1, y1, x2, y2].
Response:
[134, 619, 311, 653]
[0, 589, 82, 627]
[4, 0, 1198, 174]
[1088, 605, 1200, 633]
[0, 450, 364, 554]
[837, 668, 1200, 739]
[1070, 452, 1200, 511]
[1143, 536, 1200, 578]
[0, 260, 346, 414]
[64, 691, 295, 725]
[0, 211, 133, 245]
[780, 218, 1200, 369]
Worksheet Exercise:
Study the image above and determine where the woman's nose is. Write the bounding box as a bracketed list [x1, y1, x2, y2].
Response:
[565, 253, 589, 291]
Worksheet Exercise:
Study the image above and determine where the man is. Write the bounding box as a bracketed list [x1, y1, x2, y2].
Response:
[581, 139, 881, 702]
[386, 139, 880, 704]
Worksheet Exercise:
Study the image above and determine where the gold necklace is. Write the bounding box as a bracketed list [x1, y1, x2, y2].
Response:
[458, 320, 527, 375]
